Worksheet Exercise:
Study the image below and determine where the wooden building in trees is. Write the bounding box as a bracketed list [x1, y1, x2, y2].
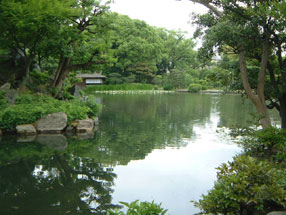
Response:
[76, 73, 106, 88]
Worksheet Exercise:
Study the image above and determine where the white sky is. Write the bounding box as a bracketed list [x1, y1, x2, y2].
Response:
[110, 0, 208, 38]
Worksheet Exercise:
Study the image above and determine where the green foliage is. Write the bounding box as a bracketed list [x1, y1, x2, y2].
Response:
[163, 69, 189, 89]
[56, 72, 81, 100]
[83, 84, 154, 93]
[0, 93, 99, 130]
[83, 95, 102, 118]
[194, 155, 286, 215]
[234, 127, 286, 162]
[188, 84, 202, 93]
[123, 74, 136, 83]
[162, 83, 174, 91]
[29, 69, 50, 86]
[0, 0, 76, 80]
[108, 73, 124, 84]
[0, 90, 8, 108]
[107, 200, 168, 215]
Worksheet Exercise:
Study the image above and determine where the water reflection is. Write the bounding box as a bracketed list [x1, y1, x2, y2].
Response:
[0, 139, 119, 215]
[0, 94, 260, 215]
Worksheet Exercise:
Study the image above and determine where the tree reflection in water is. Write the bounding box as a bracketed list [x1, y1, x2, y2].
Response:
[0, 138, 119, 215]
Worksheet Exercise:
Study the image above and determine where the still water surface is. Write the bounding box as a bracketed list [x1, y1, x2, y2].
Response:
[0, 94, 259, 214]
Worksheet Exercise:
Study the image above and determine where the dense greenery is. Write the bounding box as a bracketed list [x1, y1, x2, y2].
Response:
[194, 127, 286, 214]
[190, 0, 286, 128]
[107, 200, 167, 215]
[0, 0, 225, 93]
[0, 92, 100, 130]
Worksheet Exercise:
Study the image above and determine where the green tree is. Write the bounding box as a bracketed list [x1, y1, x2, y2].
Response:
[50, 0, 114, 91]
[156, 30, 198, 74]
[189, 0, 286, 128]
[107, 14, 165, 83]
[0, 0, 75, 86]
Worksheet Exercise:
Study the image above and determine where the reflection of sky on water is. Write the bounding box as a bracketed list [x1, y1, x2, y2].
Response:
[111, 109, 241, 215]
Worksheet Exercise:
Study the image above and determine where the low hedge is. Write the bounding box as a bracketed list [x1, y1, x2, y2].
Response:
[83, 83, 154, 93]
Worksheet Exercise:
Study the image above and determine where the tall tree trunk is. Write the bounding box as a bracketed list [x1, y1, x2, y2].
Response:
[19, 55, 34, 89]
[239, 42, 271, 128]
[279, 94, 286, 129]
[52, 57, 71, 89]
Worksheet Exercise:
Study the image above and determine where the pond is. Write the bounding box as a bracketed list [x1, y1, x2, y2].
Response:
[0, 93, 264, 215]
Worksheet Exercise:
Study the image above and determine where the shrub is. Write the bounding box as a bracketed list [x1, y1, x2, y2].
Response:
[82, 95, 102, 118]
[188, 83, 202, 93]
[193, 155, 286, 215]
[0, 90, 8, 108]
[0, 93, 100, 130]
[107, 200, 168, 215]
[162, 83, 174, 91]
[233, 127, 286, 162]
[29, 69, 50, 86]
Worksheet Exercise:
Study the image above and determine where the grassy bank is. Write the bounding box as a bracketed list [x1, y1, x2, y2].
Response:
[83, 83, 154, 93]
[0, 92, 100, 131]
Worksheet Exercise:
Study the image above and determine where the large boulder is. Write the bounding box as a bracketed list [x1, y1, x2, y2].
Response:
[77, 132, 94, 140]
[16, 124, 37, 136]
[36, 112, 67, 134]
[76, 118, 94, 133]
[36, 134, 67, 151]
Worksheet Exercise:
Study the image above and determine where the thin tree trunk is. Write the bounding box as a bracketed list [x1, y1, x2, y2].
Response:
[19, 56, 34, 89]
[280, 95, 286, 129]
[238, 43, 271, 128]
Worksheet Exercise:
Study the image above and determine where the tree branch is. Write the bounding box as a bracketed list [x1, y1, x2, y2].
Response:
[189, 0, 223, 17]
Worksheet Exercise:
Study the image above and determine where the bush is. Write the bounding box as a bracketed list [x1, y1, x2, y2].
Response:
[107, 200, 168, 215]
[82, 95, 102, 118]
[193, 155, 286, 215]
[0, 93, 100, 130]
[188, 83, 202, 93]
[233, 127, 286, 162]
[29, 69, 50, 86]
[0, 90, 8, 108]
[163, 83, 174, 91]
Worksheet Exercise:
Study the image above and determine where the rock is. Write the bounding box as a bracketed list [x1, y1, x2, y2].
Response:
[17, 135, 36, 143]
[77, 132, 94, 140]
[16, 124, 37, 136]
[36, 134, 67, 151]
[36, 112, 67, 134]
[267, 212, 286, 215]
[0, 83, 11, 91]
[76, 118, 94, 133]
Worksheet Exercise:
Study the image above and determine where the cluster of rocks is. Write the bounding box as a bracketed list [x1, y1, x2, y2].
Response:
[15, 112, 99, 136]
